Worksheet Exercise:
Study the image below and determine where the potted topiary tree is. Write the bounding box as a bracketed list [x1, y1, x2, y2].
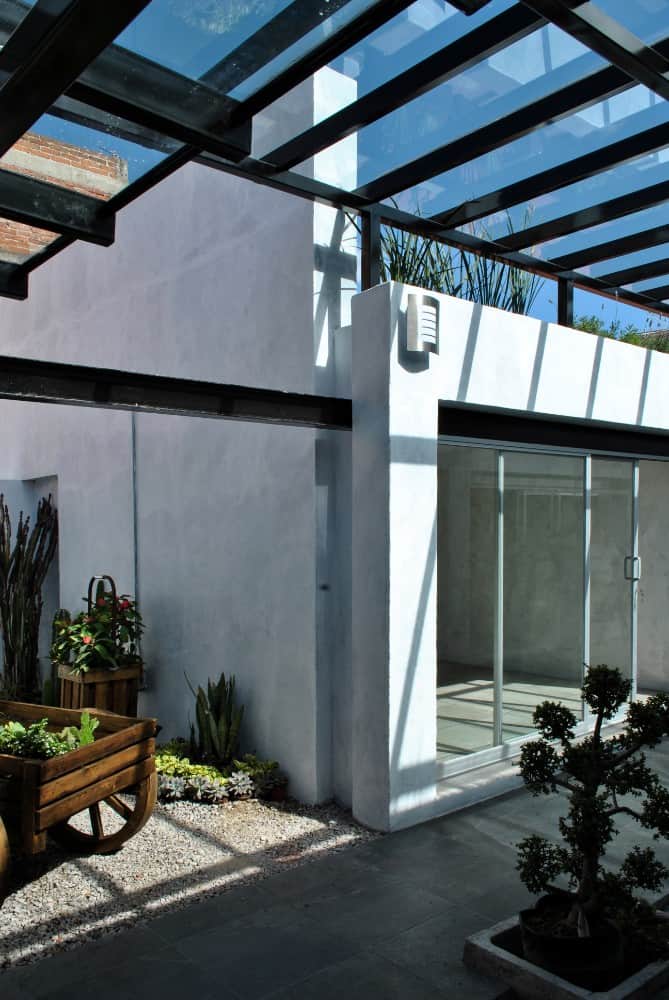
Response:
[516, 665, 669, 991]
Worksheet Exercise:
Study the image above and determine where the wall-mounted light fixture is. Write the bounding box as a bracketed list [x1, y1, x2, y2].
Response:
[407, 292, 440, 354]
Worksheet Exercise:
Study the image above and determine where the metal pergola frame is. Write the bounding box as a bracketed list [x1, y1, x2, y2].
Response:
[0, 0, 668, 426]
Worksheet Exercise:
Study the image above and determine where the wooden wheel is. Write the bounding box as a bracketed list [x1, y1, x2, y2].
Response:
[49, 771, 157, 854]
[0, 816, 9, 904]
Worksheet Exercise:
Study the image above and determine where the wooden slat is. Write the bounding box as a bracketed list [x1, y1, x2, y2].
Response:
[57, 664, 141, 684]
[37, 756, 154, 830]
[20, 762, 46, 854]
[0, 755, 25, 778]
[38, 738, 154, 806]
[39, 718, 156, 780]
[95, 682, 110, 709]
[0, 775, 19, 803]
[0, 700, 141, 733]
[112, 681, 125, 714]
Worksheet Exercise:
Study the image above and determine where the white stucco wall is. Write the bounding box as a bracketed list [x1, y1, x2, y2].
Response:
[351, 283, 669, 831]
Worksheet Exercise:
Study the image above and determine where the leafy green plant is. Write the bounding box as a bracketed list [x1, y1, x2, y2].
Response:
[155, 750, 228, 785]
[51, 584, 143, 675]
[350, 205, 544, 317]
[0, 718, 69, 759]
[0, 710, 100, 759]
[186, 671, 244, 768]
[517, 665, 669, 950]
[575, 314, 669, 353]
[59, 711, 99, 749]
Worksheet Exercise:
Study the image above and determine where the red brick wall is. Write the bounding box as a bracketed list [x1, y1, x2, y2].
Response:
[0, 131, 128, 262]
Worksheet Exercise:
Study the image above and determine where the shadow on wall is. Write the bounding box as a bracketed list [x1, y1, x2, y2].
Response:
[446, 299, 653, 423]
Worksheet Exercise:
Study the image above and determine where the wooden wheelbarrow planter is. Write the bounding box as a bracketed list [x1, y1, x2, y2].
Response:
[0, 701, 158, 902]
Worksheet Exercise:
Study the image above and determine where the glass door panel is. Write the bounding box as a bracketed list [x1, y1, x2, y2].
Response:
[590, 459, 636, 687]
[502, 452, 585, 740]
[436, 444, 497, 760]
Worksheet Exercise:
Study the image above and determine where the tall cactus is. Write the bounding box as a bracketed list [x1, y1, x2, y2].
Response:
[0, 494, 58, 700]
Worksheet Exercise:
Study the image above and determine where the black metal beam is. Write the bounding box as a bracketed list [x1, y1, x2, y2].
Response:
[197, 149, 669, 318]
[0, 262, 27, 300]
[642, 283, 669, 302]
[67, 53, 250, 163]
[598, 257, 669, 287]
[439, 403, 669, 457]
[0, 1, 250, 163]
[353, 60, 632, 204]
[361, 209, 382, 290]
[521, 0, 669, 102]
[14, 146, 197, 282]
[0, 355, 353, 430]
[497, 174, 669, 252]
[553, 223, 669, 271]
[0, 0, 150, 160]
[202, 0, 354, 95]
[430, 113, 669, 230]
[263, 4, 545, 173]
[0, 168, 114, 245]
[227, 0, 416, 126]
[557, 278, 573, 326]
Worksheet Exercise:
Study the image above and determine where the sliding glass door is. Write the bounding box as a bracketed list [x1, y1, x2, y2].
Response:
[590, 458, 637, 693]
[437, 443, 638, 767]
[502, 452, 584, 742]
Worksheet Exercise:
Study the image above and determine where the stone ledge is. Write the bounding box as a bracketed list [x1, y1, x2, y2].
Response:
[463, 914, 669, 1000]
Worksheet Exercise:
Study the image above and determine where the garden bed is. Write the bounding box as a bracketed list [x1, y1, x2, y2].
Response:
[0, 796, 378, 970]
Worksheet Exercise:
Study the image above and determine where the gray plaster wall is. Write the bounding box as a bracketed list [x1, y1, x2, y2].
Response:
[0, 66, 357, 803]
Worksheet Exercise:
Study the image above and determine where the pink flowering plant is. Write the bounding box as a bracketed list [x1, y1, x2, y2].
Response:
[51, 589, 143, 674]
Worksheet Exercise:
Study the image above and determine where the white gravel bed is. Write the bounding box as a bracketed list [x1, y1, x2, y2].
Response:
[0, 797, 379, 970]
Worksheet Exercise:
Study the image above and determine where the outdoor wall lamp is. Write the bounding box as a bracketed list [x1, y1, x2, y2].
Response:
[407, 292, 440, 354]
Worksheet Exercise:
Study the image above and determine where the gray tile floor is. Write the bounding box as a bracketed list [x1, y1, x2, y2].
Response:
[3, 743, 669, 999]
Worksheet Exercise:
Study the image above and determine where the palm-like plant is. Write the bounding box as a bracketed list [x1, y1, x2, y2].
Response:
[377, 208, 544, 316]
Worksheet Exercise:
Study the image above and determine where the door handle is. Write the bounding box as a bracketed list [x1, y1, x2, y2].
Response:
[624, 555, 642, 581]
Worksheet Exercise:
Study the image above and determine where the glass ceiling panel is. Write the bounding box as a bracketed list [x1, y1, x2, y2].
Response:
[0, 217, 59, 266]
[624, 275, 669, 293]
[0, 113, 175, 201]
[471, 148, 669, 243]
[252, 0, 515, 157]
[589, 242, 669, 279]
[386, 85, 667, 218]
[114, 0, 382, 102]
[595, 0, 669, 46]
[306, 22, 603, 190]
[116, 0, 296, 79]
[534, 203, 664, 264]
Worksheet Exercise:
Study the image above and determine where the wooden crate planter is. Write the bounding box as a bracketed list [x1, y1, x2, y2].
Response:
[0, 700, 157, 902]
[58, 661, 142, 716]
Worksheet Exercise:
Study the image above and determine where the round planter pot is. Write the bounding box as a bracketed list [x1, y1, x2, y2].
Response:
[519, 894, 624, 991]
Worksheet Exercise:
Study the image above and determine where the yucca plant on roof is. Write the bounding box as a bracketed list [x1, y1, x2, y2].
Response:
[186, 671, 244, 768]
